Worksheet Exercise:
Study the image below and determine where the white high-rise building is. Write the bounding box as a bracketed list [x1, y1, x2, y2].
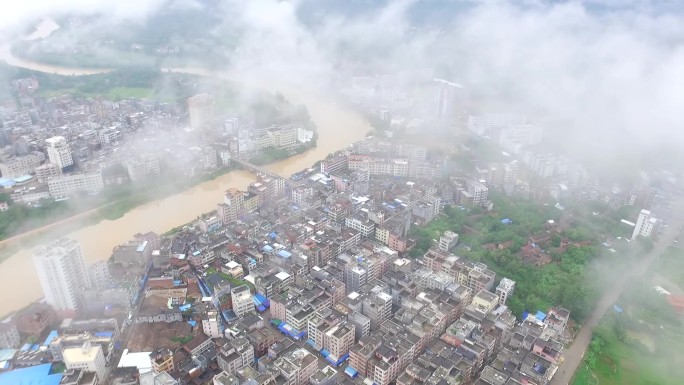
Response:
[33, 238, 91, 312]
[188, 94, 214, 131]
[631, 209, 657, 240]
[433, 78, 464, 121]
[230, 285, 254, 317]
[45, 136, 74, 170]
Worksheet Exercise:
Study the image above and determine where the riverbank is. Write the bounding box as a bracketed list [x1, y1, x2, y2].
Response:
[0, 139, 319, 259]
[0, 164, 232, 258]
[0, 39, 372, 314]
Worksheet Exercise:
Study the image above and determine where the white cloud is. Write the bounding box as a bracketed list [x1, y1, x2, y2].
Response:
[0, 0, 167, 30]
[4, 0, 684, 157]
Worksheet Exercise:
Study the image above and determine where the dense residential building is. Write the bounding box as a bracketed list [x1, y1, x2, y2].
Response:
[217, 337, 254, 374]
[45, 135, 74, 170]
[0, 323, 20, 349]
[467, 180, 489, 207]
[320, 156, 348, 174]
[0, 151, 45, 178]
[150, 348, 175, 374]
[545, 306, 571, 335]
[126, 155, 161, 182]
[631, 209, 657, 240]
[273, 348, 318, 385]
[438, 231, 459, 252]
[231, 285, 254, 317]
[348, 155, 409, 177]
[203, 310, 223, 338]
[34, 162, 62, 182]
[219, 188, 246, 225]
[62, 342, 107, 381]
[33, 238, 91, 314]
[496, 278, 516, 306]
[87, 261, 111, 290]
[267, 124, 300, 149]
[47, 172, 104, 197]
[11, 303, 55, 336]
[8, 114, 624, 385]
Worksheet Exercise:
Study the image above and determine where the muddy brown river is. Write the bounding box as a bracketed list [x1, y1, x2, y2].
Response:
[0, 22, 370, 313]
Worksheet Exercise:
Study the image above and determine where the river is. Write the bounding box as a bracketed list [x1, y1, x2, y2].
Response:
[0, 22, 370, 314]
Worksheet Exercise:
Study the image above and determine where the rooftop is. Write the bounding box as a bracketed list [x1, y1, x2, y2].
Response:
[0, 363, 62, 385]
[62, 343, 101, 362]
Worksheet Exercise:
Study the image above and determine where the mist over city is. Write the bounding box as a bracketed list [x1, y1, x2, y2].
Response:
[0, 1, 682, 385]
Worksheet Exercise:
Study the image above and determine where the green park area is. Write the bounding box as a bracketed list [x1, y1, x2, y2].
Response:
[653, 246, 684, 291]
[572, 271, 684, 385]
[409, 191, 652, 322]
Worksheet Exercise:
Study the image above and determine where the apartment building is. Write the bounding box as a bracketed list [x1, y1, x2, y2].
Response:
[231, 285, 254, 317]
[217, 336, 254, 374]
[203, 311, 223, 338]
[438, 231, 459, 252]
[33, 238, 91, 313]
[272, 348, 317, 385]
[495, 278, 516, 306]
[150, 348, 175, 374]
[320, 156, 348, 174]
[62, 342, 106, 381]
[45, 136, 73, 169]
[34, 162, 62, 182]
[0, 323, 20, 349]
[48, 172, 104, 197]
[0, 151, 45, 178]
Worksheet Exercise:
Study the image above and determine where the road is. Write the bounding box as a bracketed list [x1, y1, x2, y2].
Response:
[551, 198, 684, 385]
[103, 278, 147, 382]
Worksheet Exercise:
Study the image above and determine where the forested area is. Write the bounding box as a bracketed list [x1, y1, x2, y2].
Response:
[407, 191, 633, 322]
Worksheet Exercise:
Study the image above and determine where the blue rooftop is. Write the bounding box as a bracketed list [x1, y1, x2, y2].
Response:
[263, 245, 273, 252]
[136, 241, 148, 252]
[0, 178, 15, 188]
[94, 331, 113, 338]
[43, 330, 59, 346]
[0, 363, 63, 385]
[535, 311, 547, 321]
[277, 250, 291, 259]
[345, 366, 358, 378]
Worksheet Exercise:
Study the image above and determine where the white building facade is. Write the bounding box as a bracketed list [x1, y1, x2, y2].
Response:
[45, 136, 74, 169]
[33, 238, 91, 312]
